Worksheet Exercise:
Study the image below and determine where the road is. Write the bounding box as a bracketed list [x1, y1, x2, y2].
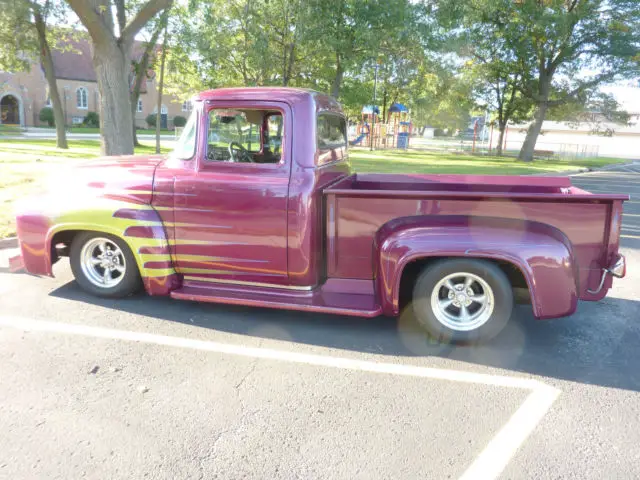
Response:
[0, 164, 638, 479]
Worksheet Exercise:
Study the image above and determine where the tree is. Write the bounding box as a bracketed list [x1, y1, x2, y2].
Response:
[547, 90, 631, 135]
[66, 0, 173, 155]
[447, 0, 640, 161]
[155, 17, 168, 154]
[303, 0, 426, 99]
[0, 0, 68, 148]
[410, 65, 475, 134]
[130, 10, 167, 147]
[449, 18, 535, 156]
[39, 106, 54, 126]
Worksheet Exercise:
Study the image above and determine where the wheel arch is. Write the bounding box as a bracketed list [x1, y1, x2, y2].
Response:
[374, 215, 578, 319]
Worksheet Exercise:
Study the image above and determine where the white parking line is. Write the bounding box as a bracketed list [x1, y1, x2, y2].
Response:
[0, 315, 560, 480]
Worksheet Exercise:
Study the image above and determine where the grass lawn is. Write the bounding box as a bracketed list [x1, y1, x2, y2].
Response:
[0, 125, 22, 136]
[67, 127, 174, 135]
[0, 139, 630, 238]
[0, 139, 170, 238]
[350, 148, 628, 175]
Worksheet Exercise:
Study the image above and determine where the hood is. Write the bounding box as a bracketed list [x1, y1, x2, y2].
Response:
[55, 154, 166, 205]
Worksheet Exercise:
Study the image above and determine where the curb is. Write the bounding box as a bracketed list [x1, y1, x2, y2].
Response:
[0, 237, 18, 250]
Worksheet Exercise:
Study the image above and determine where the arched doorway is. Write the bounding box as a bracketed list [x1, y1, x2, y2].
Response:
[0, 95, 20, 125]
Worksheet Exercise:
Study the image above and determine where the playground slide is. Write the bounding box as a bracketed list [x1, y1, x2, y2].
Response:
[350, 133, 367, 146]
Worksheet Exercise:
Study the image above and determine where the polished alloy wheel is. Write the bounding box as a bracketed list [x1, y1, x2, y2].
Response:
[430, 272, 494, 331]
[79, 237, 126, 288]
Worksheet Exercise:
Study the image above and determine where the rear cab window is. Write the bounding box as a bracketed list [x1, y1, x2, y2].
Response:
[316, 113, 347, 166]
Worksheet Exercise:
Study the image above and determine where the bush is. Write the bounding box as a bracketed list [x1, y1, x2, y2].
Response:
[173, 115, 187, 127]
[39, 107, 55, 127]
[83, 111, 99, 128]
[145, 113, 156, 128]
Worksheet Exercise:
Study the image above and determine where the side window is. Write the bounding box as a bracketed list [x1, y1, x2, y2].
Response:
[170, 110, 197, 160]
[317, 113, 347, 150]
[206, 109, 282, 164]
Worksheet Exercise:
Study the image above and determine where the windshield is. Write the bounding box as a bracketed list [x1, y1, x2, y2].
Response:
[170, 109, 197, 160]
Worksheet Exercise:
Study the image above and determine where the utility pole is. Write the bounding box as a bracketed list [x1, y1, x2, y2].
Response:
[370, 61, 379, 152]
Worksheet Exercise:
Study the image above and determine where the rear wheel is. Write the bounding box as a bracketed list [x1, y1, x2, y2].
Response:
[70, 232, 141, 298]
[411, 259, 513, 343]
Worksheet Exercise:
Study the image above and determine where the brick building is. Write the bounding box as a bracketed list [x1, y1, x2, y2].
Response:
[0, 37, 188, 129]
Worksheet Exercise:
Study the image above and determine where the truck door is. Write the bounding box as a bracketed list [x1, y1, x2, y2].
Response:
[171, 101, 291, 287]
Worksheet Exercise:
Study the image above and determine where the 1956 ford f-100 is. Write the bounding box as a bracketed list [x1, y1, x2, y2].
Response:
[11, 87, 628, 342]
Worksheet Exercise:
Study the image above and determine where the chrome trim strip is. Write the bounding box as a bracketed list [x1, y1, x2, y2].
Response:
[183, 275, 314, 291]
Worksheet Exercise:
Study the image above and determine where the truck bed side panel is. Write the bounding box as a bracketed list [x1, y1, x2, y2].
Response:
[329, 196, 610, 298]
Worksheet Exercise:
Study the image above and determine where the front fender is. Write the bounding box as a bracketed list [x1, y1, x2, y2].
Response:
[16, 195, 178, 295]
[374, 215, 578, 319]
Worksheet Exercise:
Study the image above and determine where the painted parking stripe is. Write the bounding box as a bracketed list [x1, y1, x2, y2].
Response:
[0, 315, 560, 480]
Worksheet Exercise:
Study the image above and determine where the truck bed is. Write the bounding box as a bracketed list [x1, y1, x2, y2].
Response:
[324, 173, 628, 299]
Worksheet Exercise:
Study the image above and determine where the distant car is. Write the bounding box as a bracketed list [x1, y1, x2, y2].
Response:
[11, 87, 628, 343]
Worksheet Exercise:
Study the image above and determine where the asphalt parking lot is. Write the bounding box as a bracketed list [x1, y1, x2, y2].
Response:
[1, 163, 639, 479]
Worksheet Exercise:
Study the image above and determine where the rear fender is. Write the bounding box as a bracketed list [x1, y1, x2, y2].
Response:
[374, 215, 578, 319]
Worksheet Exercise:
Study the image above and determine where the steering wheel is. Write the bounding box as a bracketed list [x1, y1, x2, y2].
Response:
[228, 142, 254, 163]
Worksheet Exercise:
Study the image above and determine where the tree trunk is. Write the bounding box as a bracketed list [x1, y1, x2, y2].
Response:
[282, 43, 295, 86]
[33, 8, 67, 149]
[131, 11, 169, 146]
[496, 122, 506, 156]
[67, 0, 173, 156]
[93, 41, 135, 156]
[155, 23, 168, 154]
[518, 102, 548, 162]
[330, 53, 343, 98]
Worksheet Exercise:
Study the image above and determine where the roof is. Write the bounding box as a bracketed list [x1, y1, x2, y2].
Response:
[195, 87, 343, 114]
[51, 36, 96, 82]
[389, 102, 408, 113]
[49, 35, 158, 91]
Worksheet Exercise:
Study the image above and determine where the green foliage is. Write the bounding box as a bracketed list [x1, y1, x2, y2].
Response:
[441, 0, 640, 160]
[39, 107, 55, 127]
[145, 113, 157, 128]
[0, 1, 35, 72]
[547, 91, 631, 135]
[83, 111, 99, 128]
[172, 115, 187, 127]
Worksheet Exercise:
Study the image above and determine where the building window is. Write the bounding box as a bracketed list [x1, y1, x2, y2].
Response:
[76, 87, 88, 109]
[161, 104, 168, 114]
[137, 99, 143, 113]
[182, 100, 192, 112]
[45, 95, 52, 107]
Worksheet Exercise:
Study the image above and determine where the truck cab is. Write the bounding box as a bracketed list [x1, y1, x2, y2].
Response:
[12, 88, 628, 343]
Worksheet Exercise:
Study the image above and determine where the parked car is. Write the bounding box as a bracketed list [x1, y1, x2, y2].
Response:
[10, 87, 628, 343]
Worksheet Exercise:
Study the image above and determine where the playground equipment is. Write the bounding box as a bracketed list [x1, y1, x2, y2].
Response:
[353, 105, 380, 147]
[352, 103, 412, 150]
[388, 102, 412, 149]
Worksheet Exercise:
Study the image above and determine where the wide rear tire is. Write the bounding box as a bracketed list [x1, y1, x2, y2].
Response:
[410, 258, 514, 344]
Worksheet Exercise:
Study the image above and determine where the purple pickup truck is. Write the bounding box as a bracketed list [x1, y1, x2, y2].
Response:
[11, 87, 627, 343]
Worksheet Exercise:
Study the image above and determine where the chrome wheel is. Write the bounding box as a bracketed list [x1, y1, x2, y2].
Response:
[79, 237, 126, 288]
[430, 272, 494, 331]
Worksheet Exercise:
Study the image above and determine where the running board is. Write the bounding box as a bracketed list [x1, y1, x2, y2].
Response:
[170, 280, 382, 318]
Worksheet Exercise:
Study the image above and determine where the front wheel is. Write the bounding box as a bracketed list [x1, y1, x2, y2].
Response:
[411, 259, 514, 343]
[70, 232, 141, 298]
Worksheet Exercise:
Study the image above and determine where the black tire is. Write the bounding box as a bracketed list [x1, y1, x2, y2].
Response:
[410, 258, 514, 344]
[70, 232, 142, 298]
